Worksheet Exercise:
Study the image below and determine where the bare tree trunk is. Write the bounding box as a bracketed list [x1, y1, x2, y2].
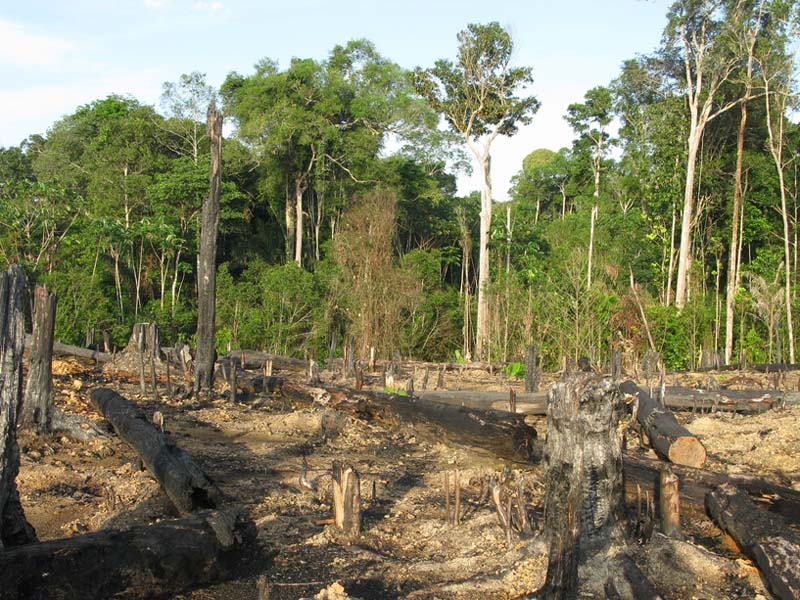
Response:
[194, 103, 222, 394]
[0, 265, 37, 547]
[587, 204, 598, 289]
[21, 285, 57, 433]
[294, 175, 304, 267]
[476, 156, 492, 360]
[665, 207, 676, 306]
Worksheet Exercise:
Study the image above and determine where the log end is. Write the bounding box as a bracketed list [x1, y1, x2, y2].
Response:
[668, 436, 707, 468]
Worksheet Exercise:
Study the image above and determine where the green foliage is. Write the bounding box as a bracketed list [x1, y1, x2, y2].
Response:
[505, 362, 525, 379]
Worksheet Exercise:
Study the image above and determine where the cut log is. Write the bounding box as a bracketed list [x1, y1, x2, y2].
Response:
[707, 483, 800, 600]
[661, 386, 782, 413]
[24, 336, 111, 363]
[623, 453, 800, 526]
[0, 508, 256, 600]
[417, 387, 777, 415]
[89, 387, 221, 513]
[619, 381, 707, 468]
[280, 380, 540, 463]
[0, 265, 37, 547]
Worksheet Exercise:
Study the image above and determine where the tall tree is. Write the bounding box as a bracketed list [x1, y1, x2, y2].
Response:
[566, 86, 614, 288]
[759, 0, 798, 362]
[413, 22, 540, 359]
[664, 0, 740, 309]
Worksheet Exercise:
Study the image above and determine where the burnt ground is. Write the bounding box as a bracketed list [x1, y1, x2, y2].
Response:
[14, 357, 800, 599]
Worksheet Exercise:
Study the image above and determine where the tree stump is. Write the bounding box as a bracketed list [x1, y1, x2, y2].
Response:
[542, 373, 625, 598]
[332, 461, 361, 538]
[0, 265, 37, 546]
[21, 284, 57, 433]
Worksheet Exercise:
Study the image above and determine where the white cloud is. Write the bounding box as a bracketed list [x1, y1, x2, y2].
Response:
[0, 20, 73, 68]
[193, 1, 223, 13]
[144, 0, 170, 8]
[0, 70, 166, 146]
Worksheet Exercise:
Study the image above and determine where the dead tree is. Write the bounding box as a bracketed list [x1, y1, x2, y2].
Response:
[20, 284, 57, 433]
[0, 265, 37, 546]
[194, 102, 222, 395]
[0, 508, 255, 600]
[542, 374, 625, 599]
[90, 388, 221, 514]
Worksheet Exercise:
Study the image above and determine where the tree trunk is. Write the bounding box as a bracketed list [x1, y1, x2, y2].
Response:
[0, 508, 256, 600]
[675, 126, 701, 309]
[294, 174, 304, 266]
[587, 204, 598, 289]
[20, 285, 57, 433]
[542, 374, 625, 598]
[475, 155, 492, 361]
[90, 388, 221, 514]
[194, 103, 222, 394]
[619, 381, 707, 467]
[0, 265, 37, 547]
[707, 483, 800, 600]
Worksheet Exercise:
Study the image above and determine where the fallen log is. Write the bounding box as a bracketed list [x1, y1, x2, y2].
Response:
[707, 483, 800, 600]
[417, 387, 778, 416]
[623, 453, 800, 526]
[25, 335, 112, 363]
[280, 380, 541, 463]
[619, 381, 707, 468]
[0, 508, 256, 600]
[226, 349, 308, 372]
[661, 386, 782, 414]
[90, 388, 222, 513]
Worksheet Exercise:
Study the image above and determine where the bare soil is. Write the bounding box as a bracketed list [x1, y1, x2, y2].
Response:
[14, 358, 800, 599]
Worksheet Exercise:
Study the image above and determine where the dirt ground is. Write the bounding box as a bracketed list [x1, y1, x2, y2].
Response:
[14, 358, 800, 599]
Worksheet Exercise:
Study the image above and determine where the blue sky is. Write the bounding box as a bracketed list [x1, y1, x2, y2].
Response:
[0, 0, 670, 198]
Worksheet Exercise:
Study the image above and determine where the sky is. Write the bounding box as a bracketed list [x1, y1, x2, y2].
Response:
[0, 0, 671, 199]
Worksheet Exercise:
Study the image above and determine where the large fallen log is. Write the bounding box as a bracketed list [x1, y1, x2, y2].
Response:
[0, 508, 256, 600]
[90, 388, 222, 513]
[619, 381, 707, 468]
[707, 483, 800, 600]
[280, 380, 541, 463]
[661, 386, 782, 414]
[623, 453, 800, 526]
[25, 335, 112, 363]
[415, 387, 780, 415]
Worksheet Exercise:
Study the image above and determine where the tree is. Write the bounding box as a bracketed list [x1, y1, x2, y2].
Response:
[159, 72, 217, 164]
[663, 0, 741, 309]
[566, 86, 614, 288]
[413, 22, 540, 359]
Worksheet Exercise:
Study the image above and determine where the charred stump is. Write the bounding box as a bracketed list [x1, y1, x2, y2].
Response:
[0, 266, 37, 546]
[20, 284, 57, 433]
[542, 374, 625, 599]
[90, 387, 221, 514]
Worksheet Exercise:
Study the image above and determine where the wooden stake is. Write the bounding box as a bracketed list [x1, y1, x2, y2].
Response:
[444, 471, 450, 521]
[264, 359, 273, 377]
[509, 388, 517, 413]
[453, 469, 461, 526]
[137, 326, 146, 396]
[369, 346, 376, 372]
